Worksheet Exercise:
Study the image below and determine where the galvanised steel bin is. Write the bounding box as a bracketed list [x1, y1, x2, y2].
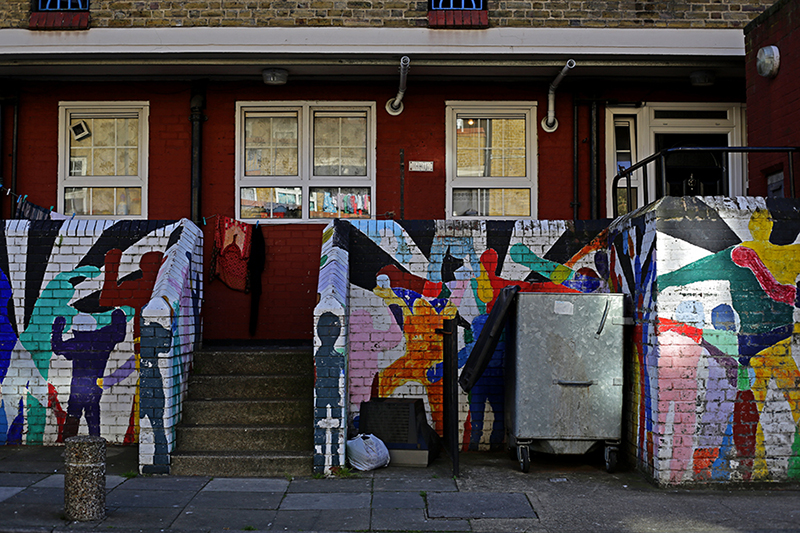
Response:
[505, 292, 627, 473]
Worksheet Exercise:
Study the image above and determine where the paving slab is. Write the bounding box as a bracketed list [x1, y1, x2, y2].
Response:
[101, 505, 183, 529]
[2, 486, 64, 505]
[113, 475, 210, 491]
[106, 488, 196, 508]
[371, 491, 426, 509]
[427, 492, 536, 519]
[469, 518, 544, 532]
[373, 473, 457, 492]
[370, 508, 470, 531]
[202, 477, 289, 492]
[280, 491, 371, 510]
[0, 473, 48, 487]
[269, 508, 371, 531]
[32, 474, 64, 488]
[172, 507, 277, 531]
[287, 477, 372, 493]
[0, 502, 65, 528]
[0, 486, 24, 503]
[188, 490, 284, 509]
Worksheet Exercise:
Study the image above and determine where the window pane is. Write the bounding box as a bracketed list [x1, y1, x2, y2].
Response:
[457, 118, 526, 177]
[245, 113, 298, 176]
[64, 187, 141, 216]
[240, 187, 302, 219]
[313, 113, 367, 176]
[309, 187, 371, 219]
[452, 188, 530, 217]
[69, 117, 139, 176]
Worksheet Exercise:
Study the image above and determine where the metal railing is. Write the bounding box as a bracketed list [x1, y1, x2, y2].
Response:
[612, 146, 800, 218]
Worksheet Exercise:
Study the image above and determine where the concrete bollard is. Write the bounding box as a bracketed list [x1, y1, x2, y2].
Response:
[64, 435, 106, 522]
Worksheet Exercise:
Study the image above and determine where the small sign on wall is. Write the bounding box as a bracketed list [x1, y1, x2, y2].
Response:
[409, 161, 434, 172]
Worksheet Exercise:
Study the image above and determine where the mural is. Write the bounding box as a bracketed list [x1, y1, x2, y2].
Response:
[316, 198, 800, 484]
[314, 218, 611, 472]
[610, 196, 800, 484]
[0, 218, 202, 473]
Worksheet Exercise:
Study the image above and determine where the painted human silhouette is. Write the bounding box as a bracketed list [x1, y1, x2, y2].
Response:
[140, 320, 172, 461]
[51, 308, 127, 437]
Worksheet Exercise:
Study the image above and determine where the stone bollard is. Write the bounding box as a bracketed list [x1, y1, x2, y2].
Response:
[64, 435, 106, 522]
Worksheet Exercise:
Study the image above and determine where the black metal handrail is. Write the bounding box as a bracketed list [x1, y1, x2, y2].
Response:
[612, 146, 800, 218]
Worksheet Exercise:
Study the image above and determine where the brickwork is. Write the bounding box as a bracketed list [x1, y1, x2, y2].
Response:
[745, 0, 800, 196]
[0, 0, 775, 29]
[610, 196, 800, 484]
[0, 218, 203, 476]
[314, 217, 612, 472]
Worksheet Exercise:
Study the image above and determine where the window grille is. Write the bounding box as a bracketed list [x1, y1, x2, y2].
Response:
[37, 0, 88, 11]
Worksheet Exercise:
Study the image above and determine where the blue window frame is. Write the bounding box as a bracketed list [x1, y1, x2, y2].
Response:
[429, 0, 485, 9]
[36, 0, 88, 11]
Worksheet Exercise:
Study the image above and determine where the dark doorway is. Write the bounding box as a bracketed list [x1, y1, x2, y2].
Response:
[655, 133, 728, 198]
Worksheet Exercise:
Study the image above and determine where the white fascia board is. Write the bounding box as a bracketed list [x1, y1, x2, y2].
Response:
[0, 26, 744, 57]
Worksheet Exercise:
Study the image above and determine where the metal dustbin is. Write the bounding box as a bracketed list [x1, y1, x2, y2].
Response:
[505, 292, 626, 473]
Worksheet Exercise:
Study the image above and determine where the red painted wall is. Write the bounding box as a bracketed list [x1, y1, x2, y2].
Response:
[746, 0, 800, 196]
[1, 77, 745, 340]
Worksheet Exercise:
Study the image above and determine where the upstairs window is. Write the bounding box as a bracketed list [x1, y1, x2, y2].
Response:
[236, 102, 376, 221]
[428, 0, 488, 28]
[30, 0, 90, 30]
[35, 0, 88, 10]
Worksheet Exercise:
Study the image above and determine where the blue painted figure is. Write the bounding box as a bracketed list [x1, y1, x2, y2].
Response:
[140, 321, 172, 464]
[51, 308, 127, 437]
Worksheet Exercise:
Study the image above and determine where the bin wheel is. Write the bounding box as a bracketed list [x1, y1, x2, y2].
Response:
[605, 447, 618, 473]
[518, 446, 530, 473]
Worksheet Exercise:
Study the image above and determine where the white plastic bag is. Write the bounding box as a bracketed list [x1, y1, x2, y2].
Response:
[346, 434, 390, 471]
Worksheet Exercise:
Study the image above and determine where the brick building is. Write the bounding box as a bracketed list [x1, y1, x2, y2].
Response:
[4, 0, 800, 483]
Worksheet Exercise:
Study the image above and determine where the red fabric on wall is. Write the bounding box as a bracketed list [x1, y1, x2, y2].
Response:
[210, 215, 253, 292]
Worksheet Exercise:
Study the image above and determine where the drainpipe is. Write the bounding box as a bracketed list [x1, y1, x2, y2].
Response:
[572, 101, 580, 220]
[386, 56, 410, 116]
[541, 59, 576, 133]
[189, 82, 206, 225]
[590, 101, 598, 219]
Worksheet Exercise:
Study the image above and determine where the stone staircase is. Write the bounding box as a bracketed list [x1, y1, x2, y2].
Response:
[170, 347, 314, 477]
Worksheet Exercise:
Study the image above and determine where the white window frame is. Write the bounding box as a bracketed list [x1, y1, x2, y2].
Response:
[445, 101, 538, 220]
[58, 101, 149, 219]
[605, 102, 746, 217]
[235, 101, 376, 222]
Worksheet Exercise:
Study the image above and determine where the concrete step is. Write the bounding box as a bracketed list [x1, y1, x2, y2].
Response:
[170, 451, 313, 477]
[192, 349, 312, 376]
[186, 375, 314, 400]
[175, 425, 313, 452]
[181, 399, 313, 426]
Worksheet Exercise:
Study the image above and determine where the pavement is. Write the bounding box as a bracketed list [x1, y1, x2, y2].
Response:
[1, 445, 800, 533]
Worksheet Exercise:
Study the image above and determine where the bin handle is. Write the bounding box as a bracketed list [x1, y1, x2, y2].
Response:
[555, 380, 594, 387]
[595, 300, 610, 337]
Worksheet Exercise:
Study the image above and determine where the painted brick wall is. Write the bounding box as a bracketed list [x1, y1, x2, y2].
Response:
[0, 218, 203, 475]
[745, 0, 800, 196]
[313, 217, 611, 474]
[610, 196, 800, 484]
[1, 0, 774, 28]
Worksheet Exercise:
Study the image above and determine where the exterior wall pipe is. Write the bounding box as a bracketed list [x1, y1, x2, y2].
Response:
[386, 56, 410, 116]
[189, 83, 206, 225]
[590, 101, 598, 219]
[542, 59, 576, 133]
[573, 101, 580, 220]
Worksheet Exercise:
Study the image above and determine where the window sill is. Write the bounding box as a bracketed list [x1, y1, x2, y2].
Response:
[29, 11, 90, 31]
[428, 10, 488, 29]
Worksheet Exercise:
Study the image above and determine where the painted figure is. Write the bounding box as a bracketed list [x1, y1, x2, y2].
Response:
[51, 308, 127, 437]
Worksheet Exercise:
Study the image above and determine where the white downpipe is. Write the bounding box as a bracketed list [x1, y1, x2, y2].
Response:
[386, 56, 411, 116]
[542, 59, 576, 133]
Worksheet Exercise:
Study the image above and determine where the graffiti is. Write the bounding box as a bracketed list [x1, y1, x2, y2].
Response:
[315, 219, 610, 458]
[609, 197, 800, 484]
[0, 218, 202, 464]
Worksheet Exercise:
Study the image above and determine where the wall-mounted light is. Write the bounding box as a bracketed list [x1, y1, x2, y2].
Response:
[757, 46, 780, 78]
[689, 70, 715, 87]
[262, 68, 289, 85]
